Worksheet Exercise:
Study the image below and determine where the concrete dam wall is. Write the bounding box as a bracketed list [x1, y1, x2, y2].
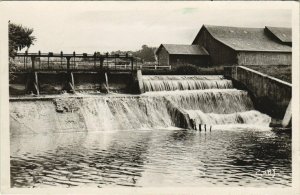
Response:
[224, 66, 292, 126]
[10, 73, 273, 134]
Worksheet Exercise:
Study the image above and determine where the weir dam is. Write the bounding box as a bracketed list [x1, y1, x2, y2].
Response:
[10, 74, 272, 134]
[9, 71, 292, 187]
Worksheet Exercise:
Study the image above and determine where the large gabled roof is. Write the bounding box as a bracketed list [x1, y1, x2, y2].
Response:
[265, 26, 292, 43]
[193, 25, 292, 52]
[156, 44, 209, 55]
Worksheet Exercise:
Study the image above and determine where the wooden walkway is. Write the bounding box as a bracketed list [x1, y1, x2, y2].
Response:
[13, 52, 171, 72]
[15, 52, 136, 72]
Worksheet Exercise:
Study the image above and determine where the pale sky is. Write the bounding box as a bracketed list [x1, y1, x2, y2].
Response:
[1, 1, 292, 53]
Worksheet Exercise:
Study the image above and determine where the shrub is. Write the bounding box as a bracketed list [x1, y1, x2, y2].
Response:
[173, 64, 200, 75]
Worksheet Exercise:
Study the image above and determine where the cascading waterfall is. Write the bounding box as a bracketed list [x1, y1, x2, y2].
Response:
[142, 75, 233, 92]
[142, 75, 271, 128]
[10, 96, 177, 134]
[144, 89, 253, 113]
[10, 75, 271, 134]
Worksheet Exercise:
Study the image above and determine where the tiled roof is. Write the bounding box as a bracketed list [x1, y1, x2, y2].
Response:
[265, 26, 292, 43]
[194, 25, 292, 52]
[156, 44, 209, 55]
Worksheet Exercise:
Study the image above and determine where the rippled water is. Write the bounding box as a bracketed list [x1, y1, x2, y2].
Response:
[10, 128, 291, 188]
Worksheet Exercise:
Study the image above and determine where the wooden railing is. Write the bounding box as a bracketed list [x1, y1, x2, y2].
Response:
[14, 52, 135, 71]
[12, 52, 171, 72]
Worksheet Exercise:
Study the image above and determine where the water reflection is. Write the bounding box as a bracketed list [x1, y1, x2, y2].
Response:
[11, 129, 291, 187]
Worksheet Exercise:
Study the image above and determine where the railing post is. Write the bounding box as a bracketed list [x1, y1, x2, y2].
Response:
[24, 50, 28, 70]
[73, 51, 76, 69]
[115, 55, 117, 70]
[60, 51, 63, 69]
[38, 51, 41, 69]
[106, 52, 109, 68]
[100, 57, 104, 71]
[66, 56, 71, 72]
[94, 52, 96, 69]
[31, 56, 35, 71]
[47, 56, 49, 69]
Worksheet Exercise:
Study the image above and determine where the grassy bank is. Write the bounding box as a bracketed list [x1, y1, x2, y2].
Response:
[244, 65, 291, 83]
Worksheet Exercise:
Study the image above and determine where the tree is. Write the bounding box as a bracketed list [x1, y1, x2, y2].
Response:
[9, 22, 36, 58]
[134, 45, 156, 62]
[9, 22, 36, 80]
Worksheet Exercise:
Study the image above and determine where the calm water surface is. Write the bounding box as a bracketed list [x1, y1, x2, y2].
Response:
[10, 128, 291, 187]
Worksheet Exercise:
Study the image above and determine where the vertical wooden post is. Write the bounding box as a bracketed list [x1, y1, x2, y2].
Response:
[60, 51, 63, 69]
[131, 57, 134, 72]
[94, 52, 96, 69]
[69, 72, 75, 93]
[105, 72, 109, 93]
[24, 51, 28, 70]
[66, 56, 71, 72]
[31, 56, 35, 71]
[38, 51, 41, 69]
[47, 56, 50, 69]
[24, 56, 26, 69]
[115, 55, 117, 70]
[73, 51, 76, 69]
[34, 72, 39, 95]
[100, 58, 104, 71]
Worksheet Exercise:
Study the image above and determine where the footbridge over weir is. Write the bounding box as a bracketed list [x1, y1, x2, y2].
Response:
[10, 52, 170, 95]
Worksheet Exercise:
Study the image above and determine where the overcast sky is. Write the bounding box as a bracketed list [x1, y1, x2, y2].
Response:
[2, 1, 292, 53]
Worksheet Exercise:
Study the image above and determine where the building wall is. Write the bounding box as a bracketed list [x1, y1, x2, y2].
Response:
[237, 51, 292, 66]
[193, 28, 238, 65]
[157, 47, 169, 65]
[169, 54, 210, 67]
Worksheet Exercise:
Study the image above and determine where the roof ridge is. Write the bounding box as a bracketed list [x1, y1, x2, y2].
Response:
[203, 24, 265, 30]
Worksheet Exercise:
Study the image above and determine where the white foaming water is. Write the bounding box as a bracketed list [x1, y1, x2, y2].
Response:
[143, 89, 253, 114]
[186, 110, 271, 127]
[141, 75, 271, 129]
[10, 75, 271, 134]
[10, 97, 175, 134]
[142, 75, 233, 92]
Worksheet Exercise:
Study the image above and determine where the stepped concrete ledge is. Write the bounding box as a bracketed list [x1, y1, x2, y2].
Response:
[224, 65, 292, 127]
[9, 94, 142, 101]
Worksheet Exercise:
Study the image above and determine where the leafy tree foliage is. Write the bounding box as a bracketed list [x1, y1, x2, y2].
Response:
[134, 45, 156, 62]
[109, 45, 157, 62]
[9, 22, 36, 58]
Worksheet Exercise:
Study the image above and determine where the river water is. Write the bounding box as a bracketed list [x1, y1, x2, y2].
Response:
[10, 128, 291, 187]
[10, 75, 292, 187]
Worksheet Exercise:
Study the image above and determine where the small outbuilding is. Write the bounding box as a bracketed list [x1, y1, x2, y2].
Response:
[155, 44, 210, 67]
[192, 25, 292, 66]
